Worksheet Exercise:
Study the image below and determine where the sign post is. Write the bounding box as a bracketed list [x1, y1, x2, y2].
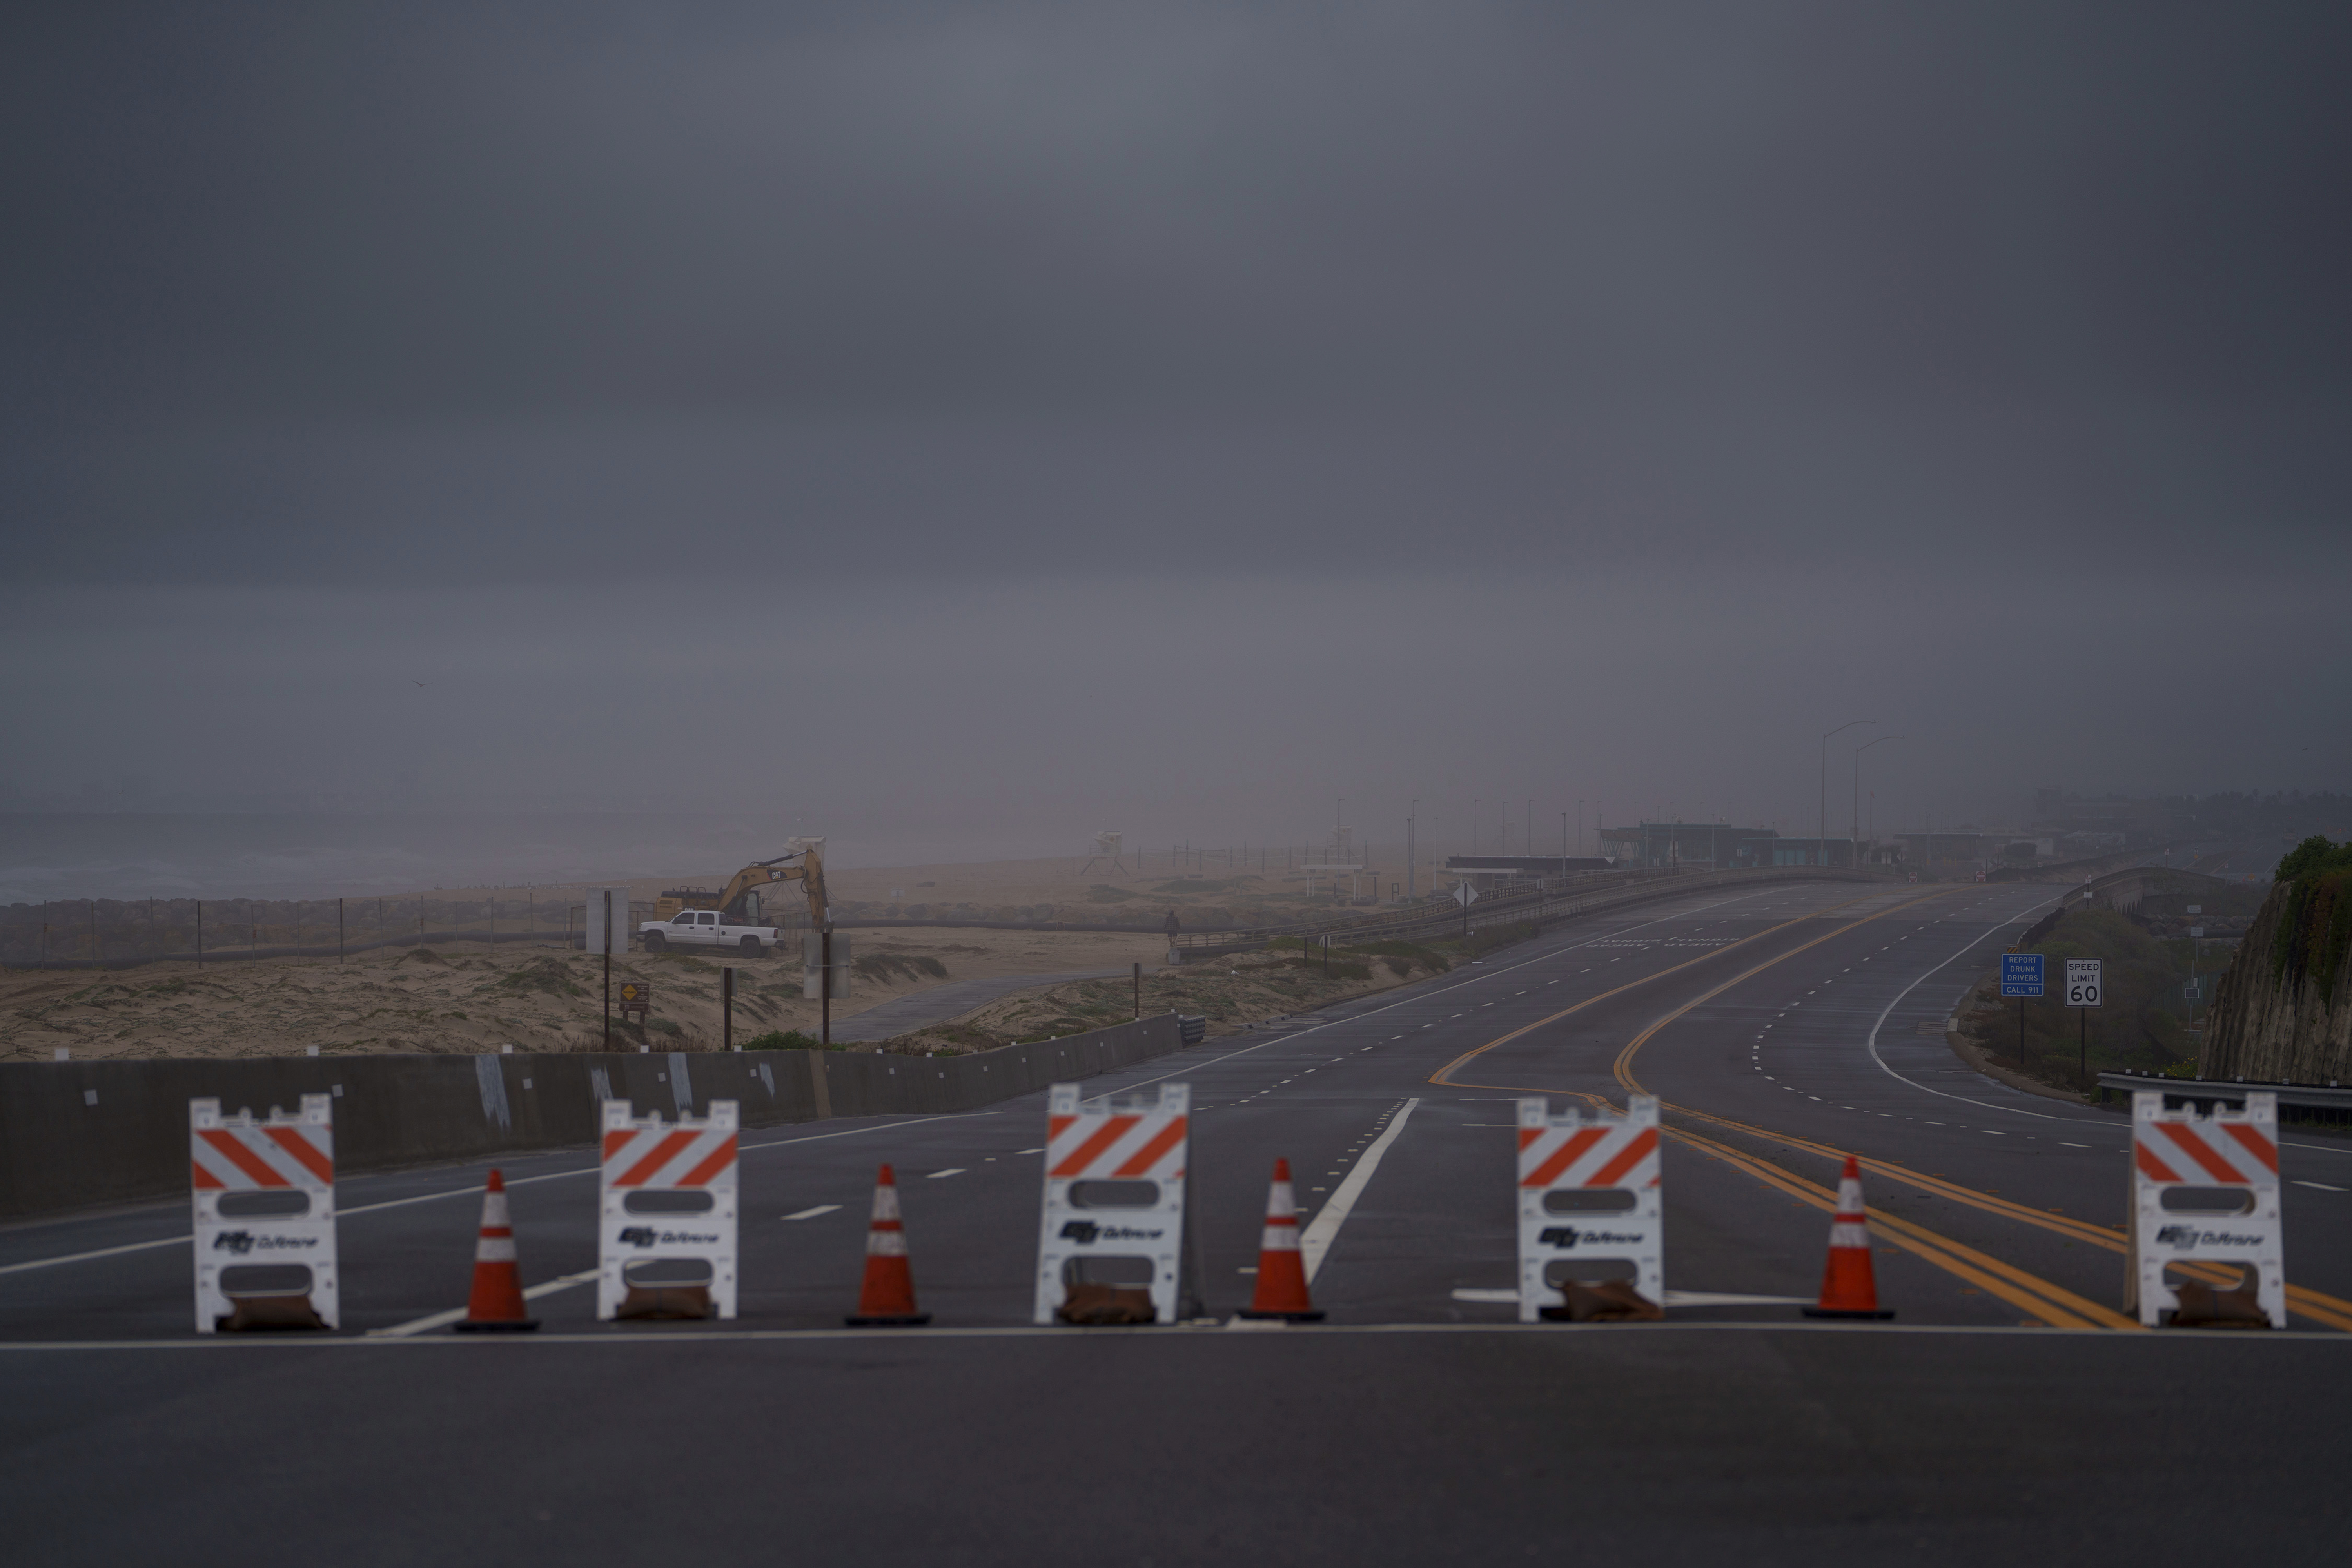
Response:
[1453, 879, 1477, 936]
[2065, 957, 2102, 1088]
[2000, 951, 2044, 1069]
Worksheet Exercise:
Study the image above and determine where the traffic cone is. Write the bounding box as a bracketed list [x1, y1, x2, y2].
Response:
[1802, 1155, 1894, 1320]
[1236, 1158, 1324, 1321]
[845, 1164, 930, 1326]
[452, 1169, 538, 1332]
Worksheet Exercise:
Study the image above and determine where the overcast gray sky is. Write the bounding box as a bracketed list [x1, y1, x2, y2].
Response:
[5, 3, 2348, 872]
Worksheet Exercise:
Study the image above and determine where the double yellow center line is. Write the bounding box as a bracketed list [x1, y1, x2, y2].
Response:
[1435, 888, 2352, 1331]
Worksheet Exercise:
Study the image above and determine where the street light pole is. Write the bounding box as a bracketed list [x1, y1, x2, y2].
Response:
[1407, 800, 1417, 901]
[1854, 735, 1906, 867]
[1820, 720, 1876, 866]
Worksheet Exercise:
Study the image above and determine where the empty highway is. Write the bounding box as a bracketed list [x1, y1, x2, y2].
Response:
[6, 879, 2349, 1565]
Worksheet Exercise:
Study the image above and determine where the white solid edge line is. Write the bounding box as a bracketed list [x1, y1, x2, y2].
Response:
[370, 1268, 602, 1338]
[0, 1112, 991, 1279]
[1301, 1098, 1419, 1284]
[1860, 891, 2084, 1123]
[6, 1320, 2351, 1350]
[1858, 892, 2352, 1155]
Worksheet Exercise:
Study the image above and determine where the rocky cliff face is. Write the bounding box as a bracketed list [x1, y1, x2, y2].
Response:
[2201, 877, 2352, 1084]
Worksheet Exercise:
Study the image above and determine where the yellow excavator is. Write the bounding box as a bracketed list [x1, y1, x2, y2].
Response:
[646, 837, 831, 952]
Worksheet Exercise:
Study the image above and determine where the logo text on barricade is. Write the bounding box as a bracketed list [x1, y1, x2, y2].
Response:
[598, 1099, 739, 1321]
[190, 1095, 338, 1333]
[2124, 1090, 2285, 1328]
[1034, 1081, 1191, 1325]
[1517, 1095, 1662, 1323]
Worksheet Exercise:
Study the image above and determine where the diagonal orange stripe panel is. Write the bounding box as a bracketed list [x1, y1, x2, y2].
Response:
[1114, 1118, 1187, 1178]
[676, 1135, 738, 1189]
[1521, 1127, 1604, 1188]
[2156, 1122, 2245, 1183]
[1587, 1126, 1658, 1188]
[263, 1127, 333, 1185]
[1052, 1115, 1137, 1178]
[2134, 1144, 2184, 1184]
[616, 1129, 698, 1187]
[2219, 1121, 2279, 1174]
[200, 1129, 287, 1187]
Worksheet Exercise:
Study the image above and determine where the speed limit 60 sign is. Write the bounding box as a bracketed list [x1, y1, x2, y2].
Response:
[2065, 958, 2103, 1009]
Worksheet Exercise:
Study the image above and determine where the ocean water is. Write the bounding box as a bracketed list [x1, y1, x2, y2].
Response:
[0, 812, 794, 904]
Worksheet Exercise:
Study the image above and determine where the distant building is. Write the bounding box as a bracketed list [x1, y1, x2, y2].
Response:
[1593, 822, 1869, 869]
[1443, 855, 1613, 881]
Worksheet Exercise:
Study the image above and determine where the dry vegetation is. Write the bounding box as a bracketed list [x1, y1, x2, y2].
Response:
[875, 929, 1533, 1056]
[0, 926, 1165, 1060]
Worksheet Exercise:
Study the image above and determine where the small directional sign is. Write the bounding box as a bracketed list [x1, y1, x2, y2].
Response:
[2065, 957, 2103, 1009]
[2000, 952, 2044, 998]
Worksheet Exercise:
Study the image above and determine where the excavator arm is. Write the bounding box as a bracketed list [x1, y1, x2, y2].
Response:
[717, 837, 830, 931]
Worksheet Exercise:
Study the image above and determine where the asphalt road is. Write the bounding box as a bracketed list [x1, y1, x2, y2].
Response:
[5, 879, 2349, 1565]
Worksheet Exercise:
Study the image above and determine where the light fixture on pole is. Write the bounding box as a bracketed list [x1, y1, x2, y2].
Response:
[1820, 720, 1875, 866]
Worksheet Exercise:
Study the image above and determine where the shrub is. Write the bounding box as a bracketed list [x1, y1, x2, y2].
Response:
[745, 1029, 824, 1051]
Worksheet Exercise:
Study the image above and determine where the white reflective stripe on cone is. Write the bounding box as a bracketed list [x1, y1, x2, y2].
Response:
[475, 1236, 518, 1263]
[872, 1185, 902, 1222]
[482, 1191, 512, 1228]
[867, 1230, 908, 1257]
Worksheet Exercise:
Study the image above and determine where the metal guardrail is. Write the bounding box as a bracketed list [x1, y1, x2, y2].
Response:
[2096, 1071, 2352, 1111]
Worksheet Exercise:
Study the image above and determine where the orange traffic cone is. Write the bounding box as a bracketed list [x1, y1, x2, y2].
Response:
[1802, 1155, 1894, 1319]
[452, 1169, 538, 1332]
[845, 1164, 931, 1326]
[1236, 1158, 1324, 1322]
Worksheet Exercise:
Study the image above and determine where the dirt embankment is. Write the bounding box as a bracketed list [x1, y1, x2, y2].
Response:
[878, 927, 1535, 1056]
[0, 927, 1166, 1061]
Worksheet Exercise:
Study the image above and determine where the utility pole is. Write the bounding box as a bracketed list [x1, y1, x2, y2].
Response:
[1820, 720, 1875, 866]
[601, 889, 613, 1050]
[1407, 801, 1417, 900]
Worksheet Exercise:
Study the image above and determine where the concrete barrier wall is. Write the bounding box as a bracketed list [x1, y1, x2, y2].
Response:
[0, 1014, 1183, 1221]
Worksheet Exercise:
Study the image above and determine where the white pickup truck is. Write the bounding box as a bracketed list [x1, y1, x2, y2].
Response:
[638, 909, 780, 957]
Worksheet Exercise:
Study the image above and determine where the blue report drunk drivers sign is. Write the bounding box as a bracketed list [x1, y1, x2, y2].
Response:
[2001, 953, 2045, 998]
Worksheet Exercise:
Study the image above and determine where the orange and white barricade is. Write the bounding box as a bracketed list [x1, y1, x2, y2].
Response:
[1517, 1095, 1662, 1322]
[191, 1095, 339, 1332]
[2125, 1090, 2285, 1328]
[1034, 1081, 1191, 1325]
[598, 1099, 740, 1321]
